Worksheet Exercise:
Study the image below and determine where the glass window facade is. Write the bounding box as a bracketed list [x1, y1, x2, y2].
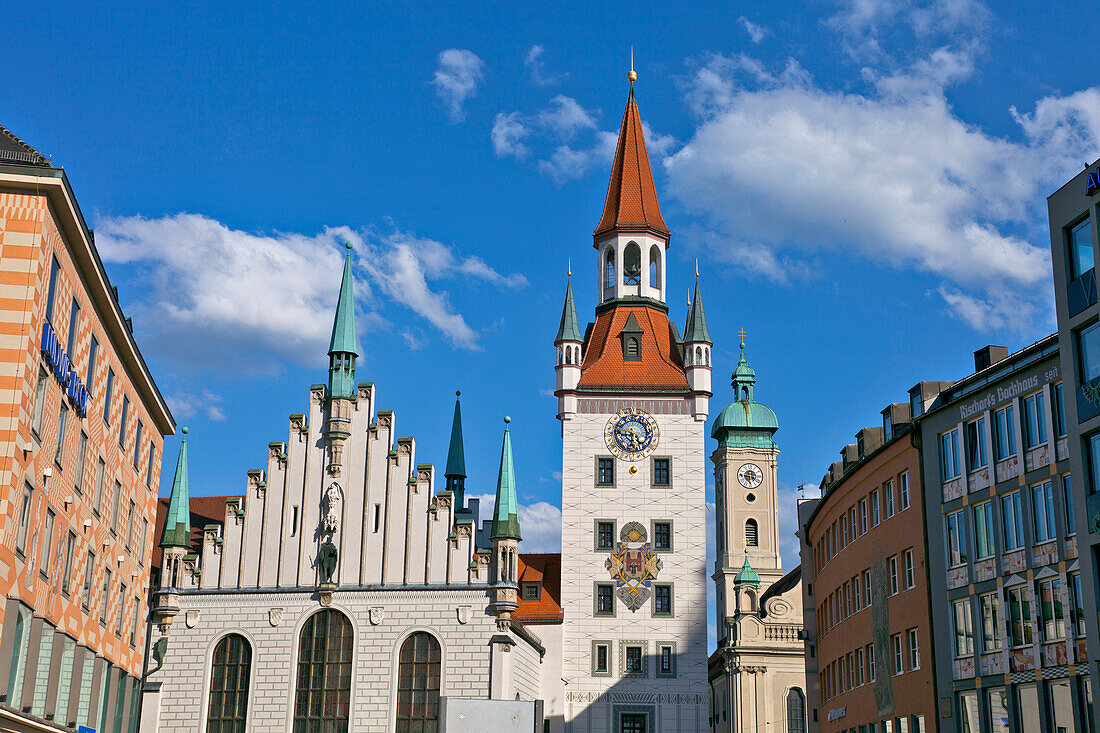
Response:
[1070, 216, 1095, 279]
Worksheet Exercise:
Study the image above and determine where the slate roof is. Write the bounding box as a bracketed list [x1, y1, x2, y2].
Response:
[577, 303, 689, 390]
[0, 124, 49, 166]
[593, 85, 669, 239]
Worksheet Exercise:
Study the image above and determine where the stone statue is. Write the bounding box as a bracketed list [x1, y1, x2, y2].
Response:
[322, 483, 341, 534]
[318, 540, 338, 584]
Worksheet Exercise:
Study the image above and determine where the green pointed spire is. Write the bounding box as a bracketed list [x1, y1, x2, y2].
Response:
[490, 416, 521, 541]
[445, 391, 466, 508]
[554, 278, 583, 343]
[682, 276, 712, 344]
[733, 338, 757, 401]
[328, 244, 359, 398]
[734, 555, 760, 586]
[160, 427, 192, 549]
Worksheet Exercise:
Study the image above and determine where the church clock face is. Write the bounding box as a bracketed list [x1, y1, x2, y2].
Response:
[604, 409, 659, 461]
[737, 463, 764, 489]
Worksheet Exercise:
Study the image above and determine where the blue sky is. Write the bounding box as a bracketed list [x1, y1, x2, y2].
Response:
[5, 1, 1100, 580]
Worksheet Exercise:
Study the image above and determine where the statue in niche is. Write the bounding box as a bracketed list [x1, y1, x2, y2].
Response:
[322, 482, 342, 534]
[318, 540, 338, 584]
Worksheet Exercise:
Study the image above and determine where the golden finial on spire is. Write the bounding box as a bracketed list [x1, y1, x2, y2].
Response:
[567, 257, 572, 277]
[695, 258, 699, 278]
[628, 47, 637, 83]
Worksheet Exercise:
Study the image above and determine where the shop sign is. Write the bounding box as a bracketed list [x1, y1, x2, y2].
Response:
[41, 321, 89, 417]
[827, 707, 847, 722]
[1088, 169, 1099, 196]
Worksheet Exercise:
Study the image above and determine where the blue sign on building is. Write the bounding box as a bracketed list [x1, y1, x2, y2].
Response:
[41, 321, 89, 417]
[1088, 168, 1100, 196]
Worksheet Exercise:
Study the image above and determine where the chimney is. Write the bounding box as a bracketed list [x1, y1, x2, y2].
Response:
[974, 345, 1009, 372]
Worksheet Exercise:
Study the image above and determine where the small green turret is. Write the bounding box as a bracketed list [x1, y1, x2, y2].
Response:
[445, 392, 467, 510]
[328, 243, 360, 400]
[160, 427, 191, 549]
[490, 417, 522, 541]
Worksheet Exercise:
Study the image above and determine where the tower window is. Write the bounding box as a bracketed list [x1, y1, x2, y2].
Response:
[596, 521, 615, 550]
[649, 244, 662, 289]
[592, 642, 610, 675]
[623, 242, 641, 285]
[596, 458, 614, 486]
[654, 521, 671, 551]
[595, 583, 615, 616]
[745, 519, 759, 547]
[625, 337, 640, 360]
[654, 584, 673, 616]
[605, 247, 616, 288]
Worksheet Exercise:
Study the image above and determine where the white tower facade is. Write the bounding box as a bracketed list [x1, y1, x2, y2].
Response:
[557, 78, 710, 733]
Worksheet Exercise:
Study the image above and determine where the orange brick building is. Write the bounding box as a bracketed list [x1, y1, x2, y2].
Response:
[0, 126, 174, 732]
[799, 401, 938, 733]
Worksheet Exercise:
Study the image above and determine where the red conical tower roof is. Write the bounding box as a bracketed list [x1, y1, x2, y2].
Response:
[593, 83, 669, 241]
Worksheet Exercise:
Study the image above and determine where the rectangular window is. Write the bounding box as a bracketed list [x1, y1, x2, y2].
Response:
[522, 582, 540, 600]
[859, 499, 868, 533]
[130, 596, 140, 646]
[844, 582, 851, 617]
[863, 569, 872, 607]
[32, 367, 48, 435]
[892, 634, 903, 674]
[66, 297, 80, 354]
[941, 428, 961, 480]
[1008, 585, 1033, 647]
[947, 509, 968, 566]
[658, 644, 674, 676]
[867, 643, 875, 681]
[596, 521, 614, 550]
[889, 555, 899, 595]
[115, 584, 126, 634]
[841, 514, 848, 547]
[594, 643, 609, 673]
[596, 457, 614, 486]
[119, 396, 129, 448]
[980, 592, 1002, 652]
[653, 457, 670, 486]
[93, 458, 105, 516]
[1038, 578, 1065, 641]
[1002, 491, 1024, 551]
[133, 420, 143, 470]
[372, 504, 379, 533]
[103, 368, 115, 423]
[884, 480, 895, 518]
[908, 629, 920, 670]
[40, 508, 55, 578]
[625, 646, 642, 673]
[849, 506, 858, 538]
[75, 431, 88, 495]
[290, 505, 299, 536]
[903, 549, 915, 589]
[1063, 475, 1075, 532]
[139, 519, 148, 566]
[55, 402, 69, 464]
[1023, 393, 1047, 448]
[853, 574, 862, 612]
[871, 490, 880, 526]
[125, 500, 135, 550]
[966, 417, 988, 470]
[953, 599, 974, 656]
[595, 584, 614, 616]
[1070, 215, 1095, 279]
[112, 480, 122, 534]
[45, 256, 60, 323]
[974, 501, 996, 559]
[856, 647, 865, 686]
[1032, 481, 1056, 542]
[654, 585, 672, 616]
[16, 483, 33, 555]
[61, 531, 75, 595]
[1053, 382, 1066, 437]
[1090, 432, 1100, 495]
[900, 472, 911, 510]
[1071, 572, 1085, 637]
[86, 336, 98, 391]
[83, 553, 95, 609]
[994, 405, 1016, 460]
[146, 443, 156, 487]
[100, 568, 111, 622]
[654, 521, 671, 551]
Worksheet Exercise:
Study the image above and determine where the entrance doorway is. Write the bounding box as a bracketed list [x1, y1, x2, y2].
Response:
[621, 713, 647, 733]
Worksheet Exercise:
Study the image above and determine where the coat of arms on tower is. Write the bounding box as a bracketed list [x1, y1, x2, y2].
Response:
[604, 521, 662, 612]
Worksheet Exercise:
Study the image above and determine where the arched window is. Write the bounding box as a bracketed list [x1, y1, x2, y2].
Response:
[745, 589, 757, 612]
[294, 610, 353, 732]
[395, 632, 442, 732]
[6, 606, 30, 704]
[649, 245, 662, 288]
[623, 242, 641, 285]
[207, 634, 252, 732]
[786, 688, 806, 733]
[745, 519, 759, 547]
[605, 247, 616, 288]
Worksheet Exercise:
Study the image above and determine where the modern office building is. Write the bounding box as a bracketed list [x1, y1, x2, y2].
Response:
[1047, 159, 1100, 729]
[917, 339, 1094, 732]
[0, 125, 174, 731]
[800, 400, 936, 733]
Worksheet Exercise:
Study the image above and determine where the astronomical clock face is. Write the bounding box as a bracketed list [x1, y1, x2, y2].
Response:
[737, 463, 764, 489]
[604, 409, 659, 461]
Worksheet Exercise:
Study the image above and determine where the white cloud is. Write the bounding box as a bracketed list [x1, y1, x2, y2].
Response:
[491, 112, 530, 159]
[667, 49, 1100, 332]
[94, 214, 525, 366]
[538, 95, 598, 140]
[431, 49, 485, 123]
[168, 389, 226, 422]
[470, 493, 562, 553]
[738, 16, 768, 43]
[524, 45, 561, 86]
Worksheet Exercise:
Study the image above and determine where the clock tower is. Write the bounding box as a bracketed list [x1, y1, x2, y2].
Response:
[555, 71, 710, 733]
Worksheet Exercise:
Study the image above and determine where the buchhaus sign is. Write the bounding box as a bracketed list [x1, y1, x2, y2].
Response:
[1088, 168, 1099, 196]
[41, 321, 89, 417]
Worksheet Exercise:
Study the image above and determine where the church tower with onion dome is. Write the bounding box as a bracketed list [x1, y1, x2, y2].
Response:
[555, 66, 710, 733]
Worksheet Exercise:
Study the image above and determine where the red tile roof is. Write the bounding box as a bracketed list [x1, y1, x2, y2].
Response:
[578, 304, 688, 391]
[594, 86, 669, 239]
[515, 553, 562, 624]
[151, 495, 231, 569]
